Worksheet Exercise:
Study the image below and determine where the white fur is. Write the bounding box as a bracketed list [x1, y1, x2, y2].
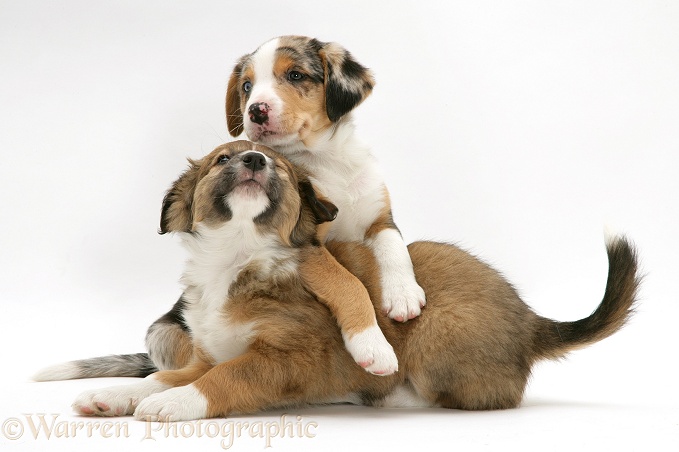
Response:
[303, 129, 388, 243]
[604, 224, 625, 248]
[376, 384, 436, 408]
[343, 324, 398, 375]
[367, 228, 426, 320]
[33, 362, 79, 382]
[134, 384, 208, 422]
[245, 38, 300, 148]
[72, 375, 169, 416]
[251, 38, 279, 101]
[181, 216, 296, 364]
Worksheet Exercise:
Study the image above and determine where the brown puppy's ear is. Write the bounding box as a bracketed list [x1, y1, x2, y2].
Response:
[226, 56, 247, 137]
[159, 159, 202, 234]
[299, 180, 338, 224]
[320, 42, 375, 122]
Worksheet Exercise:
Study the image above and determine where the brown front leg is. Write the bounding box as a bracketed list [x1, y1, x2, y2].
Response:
[134, 347, 324, 421]
[298, 246, 398, 375]
[194, 351, 308, 417]
[299, 246, 375, 335]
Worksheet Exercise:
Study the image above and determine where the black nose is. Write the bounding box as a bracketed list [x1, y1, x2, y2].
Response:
[241, 152, 267, 172]
[248, 102, 270, 125]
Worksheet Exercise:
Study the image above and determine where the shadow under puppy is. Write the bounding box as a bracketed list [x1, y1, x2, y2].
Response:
[35, 140, 640, 421]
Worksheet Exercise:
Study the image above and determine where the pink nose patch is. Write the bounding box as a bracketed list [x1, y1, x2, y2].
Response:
[248, 102, 271, 125]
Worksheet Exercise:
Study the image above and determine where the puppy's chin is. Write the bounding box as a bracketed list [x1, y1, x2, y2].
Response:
[245, 115, 319, 149]
[225, 186, 270, 219]
[234, 180, 264, 196]
[247, 127, 300, 148]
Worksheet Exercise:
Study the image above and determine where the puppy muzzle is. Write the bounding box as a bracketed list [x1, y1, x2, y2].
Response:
[232, 151, 272, 188]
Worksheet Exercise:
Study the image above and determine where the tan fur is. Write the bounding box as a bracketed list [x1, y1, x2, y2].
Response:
[225, 58, 247, 137]
[149, 144, 639, 415]
[163, 326, 193, 370]
[298, 246, 377, 336]
[269, 157, 303, 247]
[154, 355, 213, 388]
[365, 187, 396, 239]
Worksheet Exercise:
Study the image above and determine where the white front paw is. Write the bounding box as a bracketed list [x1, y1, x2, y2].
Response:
[134, 384, 208, 422]
[367, 228, 427, 322]
[344, 325, 398, 376]
[382, 279, 426, 322]
[72, 378, 168, 417]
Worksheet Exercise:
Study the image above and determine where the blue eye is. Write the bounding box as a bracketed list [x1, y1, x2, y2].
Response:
[217, 154, 230, 164]
[242, 81, 252, 92]
[288, 71, 304, 81]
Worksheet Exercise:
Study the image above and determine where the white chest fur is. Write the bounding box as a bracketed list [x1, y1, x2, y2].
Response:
[182, 287, 256, 365]
[179, 219, 293, 364]
[289, 123, 387, 242]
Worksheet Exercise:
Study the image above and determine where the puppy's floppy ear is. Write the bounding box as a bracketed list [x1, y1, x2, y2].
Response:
[299, 179, 338, 224]
[289, 179, 338, 247]
[226, 56, 248, 137]
[320, 41, 375, 122]
[159, 159, 202, 234]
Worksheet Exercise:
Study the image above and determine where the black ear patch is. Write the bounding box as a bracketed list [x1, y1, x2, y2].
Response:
[299, 180, 338, 224]
[321, 42, 375, 122]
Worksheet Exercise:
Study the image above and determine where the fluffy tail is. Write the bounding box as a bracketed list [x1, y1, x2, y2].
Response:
[33, 297, 193, 382]
[33, 353, 157, 381]
[533, 235, 640, 360]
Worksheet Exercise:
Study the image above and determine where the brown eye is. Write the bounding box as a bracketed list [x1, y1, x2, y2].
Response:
[217, 154, 230, 164]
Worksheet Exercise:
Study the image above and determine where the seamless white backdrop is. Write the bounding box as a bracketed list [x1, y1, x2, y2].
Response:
[1, 1, 677, 451]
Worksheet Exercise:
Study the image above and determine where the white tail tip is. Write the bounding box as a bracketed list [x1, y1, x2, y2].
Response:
[603, 224, 625, 247]
[32, 362, 78, 382]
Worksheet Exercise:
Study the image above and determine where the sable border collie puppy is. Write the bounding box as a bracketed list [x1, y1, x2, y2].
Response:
[35, 141, 639, 421]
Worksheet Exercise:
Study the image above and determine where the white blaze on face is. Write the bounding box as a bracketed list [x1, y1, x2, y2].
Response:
[244, 38, 305, 148]
[246, 38, 281, 131]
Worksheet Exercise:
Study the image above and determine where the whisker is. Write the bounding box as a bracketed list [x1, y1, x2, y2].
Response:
[228, 122, 244, 135]
[206, 123, 226, 143]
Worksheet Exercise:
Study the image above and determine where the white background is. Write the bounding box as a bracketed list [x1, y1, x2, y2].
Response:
[1, 1, 677, 451]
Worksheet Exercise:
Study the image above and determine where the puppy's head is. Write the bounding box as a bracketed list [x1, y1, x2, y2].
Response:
[226, 36, 375, 149]
[160, 140, 337, 246]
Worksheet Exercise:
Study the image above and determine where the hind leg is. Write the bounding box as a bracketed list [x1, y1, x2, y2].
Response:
[146, 295, 193, 370]
[435, 378, 525, 410]
[410, 367, 528, 411]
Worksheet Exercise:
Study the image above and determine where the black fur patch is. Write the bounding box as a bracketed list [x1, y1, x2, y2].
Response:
[324, 51, 373, 122]
[155, 295, 189, 331]
[299, 180, 338, 224]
